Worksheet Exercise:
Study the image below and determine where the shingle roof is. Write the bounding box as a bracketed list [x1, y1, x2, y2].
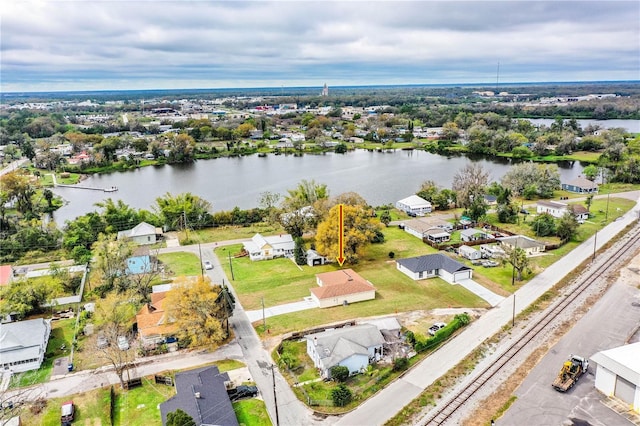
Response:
[312, 269, 376, 300]
[160, 366, 238, 426]
[564, 176, 599, 189]
[0, 318, 50, 365]
[307, 324, 384, 370]
[396, 254, 470, 274]
[136, 292, 177, 338]
[498, 235, 545, 249]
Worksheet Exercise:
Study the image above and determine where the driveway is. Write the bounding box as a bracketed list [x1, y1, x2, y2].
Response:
[455, 278, 505, 307]
[245, 297, 318, 323]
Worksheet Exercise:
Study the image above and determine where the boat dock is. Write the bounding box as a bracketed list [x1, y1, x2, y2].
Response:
[49, 173, 118, 192]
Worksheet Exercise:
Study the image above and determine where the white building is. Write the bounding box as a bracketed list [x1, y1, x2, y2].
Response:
[591, 342, 640, 412]
[306, 324, 384, 379]
[458, 245, 482, 260]
[0, 318, 51, 373]
[396, 195, 432, 216]
[117, 222, 158, 245]
[243, 233, 295, 261]
[536, 200, 589, 221]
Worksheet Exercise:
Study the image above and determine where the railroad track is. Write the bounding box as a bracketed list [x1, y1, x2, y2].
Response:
[419, 222, 640, 425]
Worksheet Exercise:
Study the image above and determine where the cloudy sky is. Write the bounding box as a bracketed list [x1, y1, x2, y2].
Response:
[2, 1, 639, 92]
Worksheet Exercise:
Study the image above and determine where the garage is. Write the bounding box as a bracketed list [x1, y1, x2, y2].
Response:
[591, 342, 640, 412]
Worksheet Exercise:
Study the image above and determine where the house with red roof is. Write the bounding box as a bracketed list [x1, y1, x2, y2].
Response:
[311, 269, 376, 308]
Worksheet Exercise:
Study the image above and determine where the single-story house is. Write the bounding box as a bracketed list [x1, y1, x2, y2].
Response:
[402, 218, 453, 240]
[243, 233, 295, 261]
[306, 249, 328, 267]
[306, 324, 385, 379]
[396, 195, 432, 216]
[425, 228, 451, 244]
[459, 245, 482, 260]
[136, 292, 177, 346]
[0, 265, 13, 286]
[460, 228, 493, 242]
[480, 244, 506, 258]
[483, 194, 498, 205]
[311, 269, 376, 308]
[498, 235, 546, 256]
[591, 342, 640, 412]
[117, 222, 159, 245]
[562, 176, 599, 194]
[396, 253, 473, 283]
[361, 317, 402, 343]
[0, 318, 51, 373]
[160, 365, 239, 426]
[536, 201, 589, 221]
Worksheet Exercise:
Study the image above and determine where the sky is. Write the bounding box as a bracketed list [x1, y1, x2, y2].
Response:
[2, 1, 639, 92]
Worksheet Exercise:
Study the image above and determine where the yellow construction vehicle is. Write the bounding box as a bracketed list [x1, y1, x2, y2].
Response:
[552, 354, 589, 392]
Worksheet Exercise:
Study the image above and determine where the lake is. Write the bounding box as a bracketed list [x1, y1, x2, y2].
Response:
[51, 149, 589, 225]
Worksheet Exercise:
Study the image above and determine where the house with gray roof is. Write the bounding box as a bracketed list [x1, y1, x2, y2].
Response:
[498, 235, 546, 256]
[0, 318, 51, 373]
[117, 222, 159, 245]
[306, 324, 384, 379]
[561, 176, 599, 194]
[396, 253, 472, 283]
[160, 365, 238, 426]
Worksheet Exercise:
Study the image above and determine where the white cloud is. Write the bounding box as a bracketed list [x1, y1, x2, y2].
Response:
[1, 1, 638, 91]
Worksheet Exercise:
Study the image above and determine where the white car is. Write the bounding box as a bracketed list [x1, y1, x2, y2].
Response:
[428, 322, 447, 336]
[117, 336, 129, 351]
[203, 261, 213, 270]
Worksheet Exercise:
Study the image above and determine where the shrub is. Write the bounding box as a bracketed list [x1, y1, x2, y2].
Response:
[392, 357, 409, 372]
[331, 384, 353, 407]
[330, 365, 350, 382]
[388, 251, 395, 259]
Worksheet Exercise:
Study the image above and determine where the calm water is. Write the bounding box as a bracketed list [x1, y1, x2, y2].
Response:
[51, 150, 587, 225]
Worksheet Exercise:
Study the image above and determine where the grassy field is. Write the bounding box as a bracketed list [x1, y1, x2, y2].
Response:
[113, 377, 176, 425]
[176, 223, 285, 244]
[157, 252, 201, 276]
[220, 227, 488, 335]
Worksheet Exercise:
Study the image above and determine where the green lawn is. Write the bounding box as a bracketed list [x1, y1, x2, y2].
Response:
[220, 227, 487, 335]
[113, 377, 176, 426]
[178, 223, 285, 244]
[158, 252, 201, 276]
[234, 399, 273, 426]
[10, 318, 75, 388]
[21, 387, 112, 426]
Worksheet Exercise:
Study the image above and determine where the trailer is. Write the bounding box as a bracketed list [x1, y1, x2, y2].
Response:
[552, 355, 589, 392]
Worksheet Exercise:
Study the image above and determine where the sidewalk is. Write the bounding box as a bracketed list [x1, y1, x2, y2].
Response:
[245, 297, 318, 322]
[455, 279, 505, 307]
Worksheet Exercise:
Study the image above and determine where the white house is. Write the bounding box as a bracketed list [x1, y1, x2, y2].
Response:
[460, 228, 493, 242]
[498, 235, 546, 256]
[591, 342, 640, 412]
[480, 244, 506, 258]
[0, 318, 51, 373]
[311, 269, 376, 308]
[117, 222, 158, 245]
[458, 245, 482, 260]
[243, 233, 295, 261]
[396, 253, 472, 283]
[536, 200, 589, 221]
[396, 195, 432, 216]
[402, 218, 453, 240]
[306, 324, 385, 379]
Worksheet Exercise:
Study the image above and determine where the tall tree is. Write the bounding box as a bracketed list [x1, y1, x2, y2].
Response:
[556, 212, 579, 242]
[315, 203, 382, 264]
[452, 164, 490, 209]
[95, 198, 140, 232]
[166, 409, 195, 426]
[165, 276, 229, 348]
[92, 234, 135, 295]
[505, 246, 529, 282]
[154, 192, 213, 230]
[283, 179, 329, 209]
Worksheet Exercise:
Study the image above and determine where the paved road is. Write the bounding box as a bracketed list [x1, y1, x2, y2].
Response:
[0, 158, 28, 176]
[500, 263, 640, 425]
[336, 193, 640, 425]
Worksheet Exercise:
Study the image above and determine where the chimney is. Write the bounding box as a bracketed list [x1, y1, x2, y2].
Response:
[313, 336, 318, 346]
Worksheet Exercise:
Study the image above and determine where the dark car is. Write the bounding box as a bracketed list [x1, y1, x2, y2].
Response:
[227, 385, 258, 401]
[520, 209, 530, 214]
[428, 322, 446, 336]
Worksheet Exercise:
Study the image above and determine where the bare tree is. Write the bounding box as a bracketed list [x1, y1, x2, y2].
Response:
[452, 164, 490, 209]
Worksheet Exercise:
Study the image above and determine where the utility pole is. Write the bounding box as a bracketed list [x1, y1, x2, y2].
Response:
[228, 251, 235, 280]
[198, 242, 204, 278]
[262, 297, 266, 331]
[512, 293, 516, 327]
[592, 230, 598, 261]
[271, 365, 280, 426]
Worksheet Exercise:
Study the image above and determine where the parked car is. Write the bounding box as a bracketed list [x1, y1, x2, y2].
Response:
[482, 260, 500, 267]
[203, 260, 213, 270]
[428, 322, 447, 336]
[96, 333, 108, 349]
[117, 336, 129, 351]
[61, 401, 75, 425]
[520, 209, 530, 215]
[227, 385, 258, 401]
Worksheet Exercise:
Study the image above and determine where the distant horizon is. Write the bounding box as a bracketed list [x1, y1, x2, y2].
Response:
[3, 79, 639, 97]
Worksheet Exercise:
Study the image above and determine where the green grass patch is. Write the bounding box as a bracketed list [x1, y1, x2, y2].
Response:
[234, 398, 273, 426]
[180, 223, 285, 244]
[157, 252, 201, 276]
[20, 387, 112, 426]
[113, 377, 176, 426]
[10, 318, 75, 388]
